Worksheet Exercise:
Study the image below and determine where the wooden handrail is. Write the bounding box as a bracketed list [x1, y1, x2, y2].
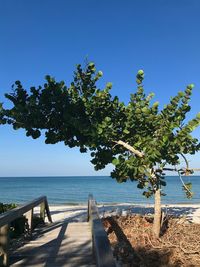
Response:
[88, 194, 116, 267]
[0, 196, 52, 228]
[0, 195, 52, 266]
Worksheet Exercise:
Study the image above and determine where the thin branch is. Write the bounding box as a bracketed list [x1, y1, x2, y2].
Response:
[162, 167, 178, 172]
[156, 167, 200, 180]
[180, 153, 189, 170]
[112, 143, 118, 149]
[179, 154, 200, 174]
[178, 171, 193, 196]
[113, 140, 144, 158]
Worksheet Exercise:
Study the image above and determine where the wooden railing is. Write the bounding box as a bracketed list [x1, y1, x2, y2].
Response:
[87, 194, 116, 267]
[0, 195, 52, 267]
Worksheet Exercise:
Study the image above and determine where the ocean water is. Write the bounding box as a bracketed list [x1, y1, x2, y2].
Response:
[0, 176, 199, 205]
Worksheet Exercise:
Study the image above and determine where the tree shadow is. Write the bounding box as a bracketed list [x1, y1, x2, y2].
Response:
[98, 204, 200, 223]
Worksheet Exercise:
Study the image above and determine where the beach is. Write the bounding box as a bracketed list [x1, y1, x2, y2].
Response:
[1, 176, 200, 224]
[34, 203, 200, 224]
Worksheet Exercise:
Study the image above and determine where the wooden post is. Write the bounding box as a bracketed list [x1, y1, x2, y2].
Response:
[0, 224, 9, 267]
[24, 209, 33, 238]
[87, 194, 93, 222]
[87, 198, 90, 222]
[40, 202, 45, 222]
[44, 200, 52, 223]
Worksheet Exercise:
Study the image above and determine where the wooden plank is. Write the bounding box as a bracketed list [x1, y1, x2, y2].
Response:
[88, 195, 116, 267]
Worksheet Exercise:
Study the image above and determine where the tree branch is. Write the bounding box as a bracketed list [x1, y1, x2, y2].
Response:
[180, 153, 189, 170]
[178, 170, 193, 197]
[162, 167, 178, 172]
[113, 140, 144, 158]
[179, 153, 200, 175]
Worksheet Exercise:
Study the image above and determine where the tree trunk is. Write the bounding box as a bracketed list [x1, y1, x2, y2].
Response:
[152, 188, 161, 237]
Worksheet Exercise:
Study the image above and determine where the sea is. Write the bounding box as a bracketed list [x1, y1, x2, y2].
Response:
[0, 176, 199, 205]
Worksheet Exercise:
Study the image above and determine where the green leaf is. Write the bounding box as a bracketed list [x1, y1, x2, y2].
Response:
[112, 158, 119, 166]
[105, 117, 111, 122]
[98, 71, 103, 77]
[196, 113, 200, 119]
[187, 84, 194, 90]
[123, 129, 130, 134]
[106, 82, 112, 89]
[98, 128, 103, 134]
[138, 70, 144, 75]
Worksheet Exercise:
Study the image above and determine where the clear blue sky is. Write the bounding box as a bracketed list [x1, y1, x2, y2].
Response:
[0, 0, 200, 176]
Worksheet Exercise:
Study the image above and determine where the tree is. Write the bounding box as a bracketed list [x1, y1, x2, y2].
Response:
[2, 63, 200, 237]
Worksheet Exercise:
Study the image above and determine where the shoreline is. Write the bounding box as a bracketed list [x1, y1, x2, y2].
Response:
[32, 203, 200, 224]
[21, 201, 200, 206]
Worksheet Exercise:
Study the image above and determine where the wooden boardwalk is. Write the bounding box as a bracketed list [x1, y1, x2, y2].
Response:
[10, 222, 96, 267]
[0, 195, 116, 267]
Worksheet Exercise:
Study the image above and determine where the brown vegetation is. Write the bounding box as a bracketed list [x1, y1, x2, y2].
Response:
[103, 214, 200, 267]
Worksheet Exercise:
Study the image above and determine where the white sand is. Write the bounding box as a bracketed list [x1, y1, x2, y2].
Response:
[35, 203, 200, 224]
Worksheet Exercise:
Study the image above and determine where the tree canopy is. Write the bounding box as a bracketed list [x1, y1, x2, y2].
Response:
[2, 62, 200, 236]
[2, 63, 200, 198]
